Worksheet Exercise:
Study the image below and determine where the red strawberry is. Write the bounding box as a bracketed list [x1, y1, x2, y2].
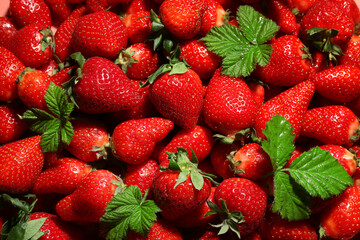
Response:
[198, 0, 226, 37]
[56, 169, 122, 224]
[72, 11, 128, 60]
[254, 80, 315, 140]
[291, 0, 317, 13]
[54, 5, 86, 62]
[111, 117, 174, 164]
[0, 135, 44, 194]
[158, 125, 215, 163]
[203, 68, 258, 136]
[9, 0, 51, 28]
[29, 212, 85, 240]
[44, 0, 72, 24]
[179, 39, 221, 80]
[259, 208, 318, 240]
[301, 105, 360, 146]
[123, 10, 152, 45]
[159, 0, 208, 40]
[0, 103, 27, 143]
[254, 35, 311, 86]
[0, 46, 25, 101]
[267, 0, 298, 35]
[339, 35, 360, 68]
[0, 17, 17, 51]
[38, 58, 57, 76]
[31, 157, 92, 195]
[320, 185, 360, 239]
[332, 0, 360, 24]
[12, 24, 54, 68]
[65, 119, 109, 162]
[85, 0, 109, 13]
[124, 0, 159, 14]
[17, 69, 51, 111]
[248, 81, 265, 109]
[50, 66, 76, 87]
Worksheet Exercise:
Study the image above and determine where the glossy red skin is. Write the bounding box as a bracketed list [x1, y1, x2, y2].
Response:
[123, 11, 152, 44]
[10, 0, 51, 28]
[31, 157, 92, 195]
[254, 35, 311, 86]
[74, 57, 141, 114]
[0, 136, 44, 194]
[111, 117, 174, 164]
[180, 40, 221, 80]
[340, 35, 360, 69]
[332, 0, 360, 24]
[44, 0, 72, 23]
[65, 119, 109, 162]
[127, 219, 183, 240]
[50, 66, 76, 86]
[203, 68, 258, 136]
[0, 103, 27, 144]
[56, 170, 119, 224]
[158, 125, 215, 163]
[55, 5, 86, 62]
[0, 46, 25, 101]
[319, 144, 356, 176]
[210, 141, 241, 179]
[291, 0, 317, 13]
[198, 0, 226, 36]
[248, 82, 265, 109]
[12, 23, 54, 68]
[29, 212, 85, 240]
[149, 69, 204, 130]
[72, 11, 128, 60]
[301, 105, 360, 146]
[214, 178, 267, 235]
[267, 0, 298, 35]
[38, 59, 57, 76]
[254, 80, 315, 140]
[321, 186, 360, 239]
[124, 0, 159, 14]
[0, 17, 17, 51]
[259, 208, 318, 240]
[85, 0, 108, 13]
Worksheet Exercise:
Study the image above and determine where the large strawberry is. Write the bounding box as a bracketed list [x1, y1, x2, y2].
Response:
[9, 0, 51, 28]
[0, 135, 44, 194]
[0, 103, 27, 144]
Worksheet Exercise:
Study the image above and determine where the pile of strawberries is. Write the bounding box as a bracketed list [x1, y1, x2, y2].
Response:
[1, 0, 360, 239]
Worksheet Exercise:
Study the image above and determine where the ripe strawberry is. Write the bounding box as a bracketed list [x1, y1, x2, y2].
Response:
[31, 157, 92, 195]
[29, 212, 85, 240]
[85, 0, 109, 13]
[259, 208, 318, 240]
[158, 125, 215, 163]
[291, 0, 317, 13]
[210, 141, 241, 179]
[0, 135, 44, 194]
[54, 5, 86, 63]
[203, 68, 258, 136]
[0, 46, 25, 101]
[12, 24, 54, 68]
[72, 11, 128, 60]
[0, 103, 27, 143]
[38, 58, 57, 76]
[301, 105, 360, 146]
[17, 69, 51, 111]
[123, 10, 152, 44]
[179, 39, 221, 80]
[339, 35, 360, 68]
[198, 0, 226, 37]
[111, 117, 174, 164]
[254, 35, 311, 86]
[254, 80, 315, 140]
[159, 0, 208, 40]
[9, 0, 51, 28]
[0, 17, 17, 51]
[44, 0, 72, 24]
[267, 0, 298, 35]
[248, 81, 265, 109]
[124, 0, 159, 14]
[56, 169, 122, 224]
[65, 119, 109, 162]
[320, 185, 360, 239]
[51, 66, 76, 87]
[332, 0, 360, 24]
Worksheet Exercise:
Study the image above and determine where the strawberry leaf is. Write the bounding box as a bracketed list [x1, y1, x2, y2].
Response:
[287, 147, 353, 199]
[40, 123, 61, 152]
[44, 82, 74, 118]
[100, 185, 160, 239]
[60, 121, 74, 145]
[23, 218, 47, 240]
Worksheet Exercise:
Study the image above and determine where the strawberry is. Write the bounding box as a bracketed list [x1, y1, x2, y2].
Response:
[259, 208, 318, 240]
[267, 0, 298, 35]
[71, 11, 128, 60]
[31, 157, 92, 195]
[38, 58, 57, 76]
[248, 81, 265, 109]
[123, 10, 152, 45]
[254, 35, 311, 86]
[179, 39, 221, 80]
[320, 185, 360, 239]
[332, 0, 360, 24]
[111, 117, 174, 164]
[198, 0, 226, 37]
[56, 169, 122, 224]
[65, 119, 109, 162]
[0, 46, 25, 101]
[54, 5, 86, 63]
[43, 0, 72, 24]
[0, 103, 27, 143]
[301, 105, 360, 146]
[9, 0, 51, 28]
[12, 24, 55, 68]
[311, 64, 360, 103]
[339, 35, 360, 68]
[85, 0, 109, 13]
[29, 212, 85, 240]
[0, 135, 44, 194]
[290, 0, 317, 13]
[158, 125, 215, 163]
[124, 0, 159, 14]
[203, 68, 258, 136]
[51, 66, 76, 87]
[17, 69, 51, 111]
[159, 0, 208, 40]
[0, 17, 17, 51]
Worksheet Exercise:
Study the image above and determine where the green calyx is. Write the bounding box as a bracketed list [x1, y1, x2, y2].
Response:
[15, 67, 35, 84]
[39, 27, 55, 53]
[115, 47, 138, 74]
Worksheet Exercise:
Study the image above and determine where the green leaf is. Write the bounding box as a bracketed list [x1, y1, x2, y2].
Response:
[272, 171, 311, 221]
[70, 52, 86, 69]
[190, 170, 204, 191]
[60, 121, 74, 145]
[40, 123, 61, 153]
[101, 186, 160, 239]
[7, 223, 26, 240]
[44, 82, 73, 119]
[23, 218, 47, 240]
[169, 62, 188, 75]
[262, 115, 295, 170]
[21, 108, 55, 121]
[287, 147, 353, 199]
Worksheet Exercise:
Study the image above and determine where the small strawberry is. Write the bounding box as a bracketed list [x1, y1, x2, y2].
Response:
[291, 0, 316, 13]
[248, 81, 265, 109]
[50, 66, 77, 87]
[124, 0, 159, 14]
[0, 135, 44, 194]
[111, 117, 174, 164]
[0, 17, 17, 51]
[301, 105, 360, 146]
[198, 0, 226, 37]
[0, 103, 27, 144]
[38, 58, 58, 76]
[267, 0, 298, 35]
[123, 10, 152, 44]
[339, 35, 360, 68]
[9, 0, 51, 28]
